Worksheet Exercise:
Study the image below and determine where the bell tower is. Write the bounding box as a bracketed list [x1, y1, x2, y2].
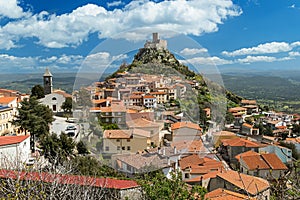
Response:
[43, 68, 53, 95]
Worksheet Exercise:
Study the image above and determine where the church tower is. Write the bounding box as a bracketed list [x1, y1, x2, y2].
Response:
[43, 68, 53, 95]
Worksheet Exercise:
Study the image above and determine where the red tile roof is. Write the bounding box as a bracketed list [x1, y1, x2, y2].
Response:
[0, 169, 139, 190]
[171, 121, 201, 131]
[103, 130, 131, 139]
[205, 188, 256, 200]
[53, 90, 72, 98]
[100, 105, 126, 112]
[179, 154, 203, 170]
[241, 155, 270, 170]
[242, 123, 253, 128]
[217, 170, 270, 195]
[0, 135, 30, 146]
[0, 97, 17, 104]
[261, 153, 288, 170]
[222, 138, 261, 148]
[235, 150, 259, 161]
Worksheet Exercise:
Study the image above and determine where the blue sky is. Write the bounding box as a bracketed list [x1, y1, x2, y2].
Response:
[1, 0, 300, 75]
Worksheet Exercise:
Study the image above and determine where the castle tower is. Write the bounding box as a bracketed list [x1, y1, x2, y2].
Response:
[43, 68, 53, 95]
[153, 33, 159, 43]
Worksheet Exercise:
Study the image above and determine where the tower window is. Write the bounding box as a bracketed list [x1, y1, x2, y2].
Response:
[52, 97, 57, 101]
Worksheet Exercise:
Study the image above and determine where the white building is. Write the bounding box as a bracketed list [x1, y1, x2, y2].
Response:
[0, 135, 31, 168]
[40, 90, 72, 112]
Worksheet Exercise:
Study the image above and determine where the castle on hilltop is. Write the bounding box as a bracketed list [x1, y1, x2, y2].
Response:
[144, 33, 167, 50]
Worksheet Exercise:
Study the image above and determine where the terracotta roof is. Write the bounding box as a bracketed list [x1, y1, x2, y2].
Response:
[222, 138, 261, 148]
[217, 170, 270, 195]
[143, 95, 155, 99]
[242, 123, 253, 128]
[101, 105, 126, 113]
[115, 153, 168, 170]
[0, 169, 139, 190]
[171, 121, 201, 131]
[205, 188, 256, 200]
[103, 130, 131, 139]
[0, 97, 17, 104]
[179, 154, 204, 170]
[260, 153, 288, 170]
[53, 90, 72, 98]
[126, 118, 161, 128]
[241, 99, 257, 105]
[228, 107, 247, 113]
[129, 95, 142, 99]
[171, 140, 204, 153]
[241, 155, 270, 170]
[150, 92, 166, 95]
[235, 150, 259, 161]
[285, 137, 300, 144]
[0, 135, 30, 146]
[214, 131, 236, 136]
[132, 129, 151, 138]
[92, 99, 107, 104]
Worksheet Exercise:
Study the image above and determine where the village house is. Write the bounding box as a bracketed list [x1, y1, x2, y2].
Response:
[99, 104, 127, 127]
[126, 118, 164, 146]
[149, 91, 168, 104]
[170, 121, 202, 142]
[207, 170, 270, 200]
[111, 152, 170, 176]
[236, 151, 288, 180]
[0, 135, 31, 168]
[0, 106, 14, 136]
[241, 123, 259, 135]
[143, 95, 157, 109]
[178, 154, 224, 181]
[219, 137, 262, 163]
[103, 129, 152, 155]
[212, 131, 238, 148]
[204, 188, 257, 200]
[259, 144, 293, 164]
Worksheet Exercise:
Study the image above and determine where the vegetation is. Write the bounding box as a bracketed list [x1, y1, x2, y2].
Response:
[12, 97, 54, 152]
[61, 97, 73, 113]
[30, 84, 45, 99]
[139, 171, 207, 200]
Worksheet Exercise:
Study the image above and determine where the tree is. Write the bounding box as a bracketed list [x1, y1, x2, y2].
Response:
[139, 171, 207, 200]
[12, 97, 54, 152]
[31, 84, 45, 99]
[76, 141, 89, 155]
[61, 97, 73, 113]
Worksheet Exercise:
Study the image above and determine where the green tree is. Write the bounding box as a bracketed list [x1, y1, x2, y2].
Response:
[139, 171, 207, 200]
[225, 111, 234, 124]
[30, 84, 45, 99]
[76, 141, 89, 155]
[13, 97, 54, 152]
[61, 97, 73, 113]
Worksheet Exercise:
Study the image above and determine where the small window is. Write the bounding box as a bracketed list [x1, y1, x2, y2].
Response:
[52, 97, 57, 101]
[185, 173, 189, 179]
[127, 146, 131, 151]
[117, 146, 120, 150]
[116, 139, 120, 142]
[127, 139, 130, 142]
[105, 146, 109, 151]
[122, 146, 125, 150]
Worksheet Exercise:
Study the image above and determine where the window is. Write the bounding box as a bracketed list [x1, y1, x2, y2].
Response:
[185, 173, 189, 179]
[52, 105, 56, 111]
[105, 146, 109, 151]
[105, 112, 109, 116]
[116, 139, 120, 142]
[52, 97, 57, 101]
[122, 146, 125, 150]
[117, 146, 120, 150]
[106, 118, 109, 122]
[127, 146, 131, 151]
[127, 139, 130, 142]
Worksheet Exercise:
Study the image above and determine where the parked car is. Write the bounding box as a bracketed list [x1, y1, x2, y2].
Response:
[66, 125, 76, 131]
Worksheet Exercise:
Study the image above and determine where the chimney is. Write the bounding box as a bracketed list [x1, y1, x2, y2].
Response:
[174, 146, 177, 154]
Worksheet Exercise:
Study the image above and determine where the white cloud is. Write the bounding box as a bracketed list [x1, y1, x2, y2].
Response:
[0, 54, 36, 71]
[222, 42, 294, 57]
[81, 52, 127, 70]
[0, 0, 30, 19]
[0, 0, 242, 49]
[181, 56, 233, 66]
[180, 48, 208, 56]
[236, 56, 278, 64]
[289, 51, 300, 57]
[107, 1, 125, 8]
